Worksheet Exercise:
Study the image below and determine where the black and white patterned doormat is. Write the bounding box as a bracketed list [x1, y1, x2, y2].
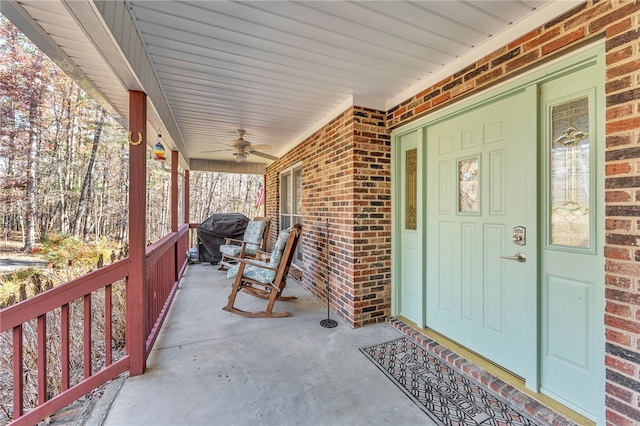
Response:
[360, 337, 539, 426]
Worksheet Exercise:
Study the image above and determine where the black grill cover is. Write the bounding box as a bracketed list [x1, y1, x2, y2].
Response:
[197, 213, 249, 264]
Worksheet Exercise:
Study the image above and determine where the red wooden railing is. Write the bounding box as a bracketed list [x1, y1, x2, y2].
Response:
[0, 223, 191, 425]
[144, 224, 189, 355]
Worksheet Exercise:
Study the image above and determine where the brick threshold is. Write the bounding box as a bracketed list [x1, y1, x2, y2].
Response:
[386, 316, 593, 426]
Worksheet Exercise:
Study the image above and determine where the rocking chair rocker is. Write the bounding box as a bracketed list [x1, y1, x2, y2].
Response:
[223, 223, 302, 318]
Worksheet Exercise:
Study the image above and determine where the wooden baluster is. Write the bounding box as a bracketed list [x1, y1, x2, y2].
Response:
[61, 304, 70, 391]
[13, 325, 24, 419]
[84, 294, 92, 378]
[37, 314, 47, 405]
[105, 285, 112, 367]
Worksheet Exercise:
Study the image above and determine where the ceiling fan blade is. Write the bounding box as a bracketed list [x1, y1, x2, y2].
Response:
[200, 148, 232, 153]
[248, 144, 272, 150]
[249, 150, 278, 161]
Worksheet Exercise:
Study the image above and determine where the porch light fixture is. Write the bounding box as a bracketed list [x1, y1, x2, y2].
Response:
[154, 134, 166, 161]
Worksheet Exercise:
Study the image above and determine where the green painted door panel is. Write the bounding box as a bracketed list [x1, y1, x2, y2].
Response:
[397, 129, 423, 325]
[392, 43, 604, 424]
[539, 63, 604, 421]
[425, 88, 537, 380]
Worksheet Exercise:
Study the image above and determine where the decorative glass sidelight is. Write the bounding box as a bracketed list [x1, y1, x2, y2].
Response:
[550, 97, 590, 248]
[405, 148, 417, 230]
[458, 157, 479, 213]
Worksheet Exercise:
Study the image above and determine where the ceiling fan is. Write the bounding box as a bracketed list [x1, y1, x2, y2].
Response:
[206, 129, 278, 163]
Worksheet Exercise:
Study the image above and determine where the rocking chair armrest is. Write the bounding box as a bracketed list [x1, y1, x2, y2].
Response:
[254, 250, 271, 262]
[236, 257, 278, 271]
[224, 238, 244, 245]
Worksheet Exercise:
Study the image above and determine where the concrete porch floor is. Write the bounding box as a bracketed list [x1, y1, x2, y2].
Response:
[89, 263, 436, 425]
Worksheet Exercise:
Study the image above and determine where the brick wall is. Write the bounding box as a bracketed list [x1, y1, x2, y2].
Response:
[266, 107, 391, 328]
[382, 1, 639, 424]
[267, 0, 638, 421]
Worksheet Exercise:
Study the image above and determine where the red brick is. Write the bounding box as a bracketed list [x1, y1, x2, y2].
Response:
[606, 76, 633, 93]
[607, 60, 640, 79]
[607, 134, 633, 148]
[607, 117, 640, 133]
[607, 408, 635, 426]
[541, 28, 586, 55]
[606, 315, 640, 334]
[607, 328, 632, 347]
[608, 261, 640, 277]
[607, 46, 634, 65]
[476, 68, 504, 85]
[393, 106, 407, 117]
[523, 27, 561, 51]
[607, 162, 633, 175]
[606, 18, 633, 38]
[594, 1, 640, 35]
[606, 275, 632, 290]
[606, 301, 632, 317]
[607, 105, 634, 121]
[563, 0, 612, 31]
[606, 354, 637, 376]
[508, 28, 542, 50]
[414, 102, 431, 116]
[606, 246, 633, 261]
[606, 191, 632, 202]
[505, 50, 540, 73]
[606, 382, 634, 404]
[606, 219, 633, 231]
[432, 92, 450, 107]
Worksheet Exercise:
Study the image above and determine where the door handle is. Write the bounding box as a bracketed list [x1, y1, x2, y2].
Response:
[501, 252, 526, 263]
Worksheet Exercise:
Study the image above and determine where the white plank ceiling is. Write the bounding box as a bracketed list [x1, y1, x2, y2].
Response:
[4, 0, 580, 167]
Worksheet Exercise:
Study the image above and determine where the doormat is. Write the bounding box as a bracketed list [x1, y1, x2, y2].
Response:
[360, 337, 539, 426]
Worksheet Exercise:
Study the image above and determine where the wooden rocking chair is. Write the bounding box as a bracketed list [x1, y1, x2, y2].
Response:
[218, 217, 270, 271]
[223, 223, 302, 318]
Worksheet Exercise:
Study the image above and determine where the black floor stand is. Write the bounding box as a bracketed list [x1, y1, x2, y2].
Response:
[320, 218, 338, 328]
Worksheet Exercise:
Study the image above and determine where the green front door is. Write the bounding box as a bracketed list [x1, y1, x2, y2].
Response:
[393, 44, 604, 423]
[425, 87, 538, 382]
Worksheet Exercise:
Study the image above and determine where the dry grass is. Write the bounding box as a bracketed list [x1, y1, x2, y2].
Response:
[0, 235, 44, 264]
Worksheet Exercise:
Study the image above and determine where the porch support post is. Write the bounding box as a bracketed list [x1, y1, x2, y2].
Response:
[184, 170, 190, 224]
[171, 150, 178, 232]
[263, 174, 267, 217]
[127, 90, 147, 377]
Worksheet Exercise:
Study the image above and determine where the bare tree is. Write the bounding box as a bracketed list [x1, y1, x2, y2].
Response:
[73, 108, 106, 237]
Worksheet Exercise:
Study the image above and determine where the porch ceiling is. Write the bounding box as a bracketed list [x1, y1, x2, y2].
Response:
[3, 0, 581, 171]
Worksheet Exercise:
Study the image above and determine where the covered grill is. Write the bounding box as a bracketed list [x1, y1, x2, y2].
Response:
[197, 213, 249, 264]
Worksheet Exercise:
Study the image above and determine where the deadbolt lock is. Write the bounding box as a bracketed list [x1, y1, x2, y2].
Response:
[513, 226, 526, 246]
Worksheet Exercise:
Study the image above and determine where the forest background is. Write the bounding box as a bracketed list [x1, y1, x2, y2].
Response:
[0, 14, 263, 267]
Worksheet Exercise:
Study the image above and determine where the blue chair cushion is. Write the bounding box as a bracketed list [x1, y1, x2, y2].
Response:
[227, 226, 294, 284]
[219, 244, 259, 257]
[227, 260, 276, 284]
[219, 220, 267, 257]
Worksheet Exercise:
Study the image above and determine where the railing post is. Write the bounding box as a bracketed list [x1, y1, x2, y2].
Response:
[171, 150, 178, 233]
[127, 90, 147, 376]
[184, 169, 190, 224]
[171, 150, 179, 282]
[262, 174, 267, 217]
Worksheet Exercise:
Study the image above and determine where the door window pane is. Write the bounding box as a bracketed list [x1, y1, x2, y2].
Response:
[458, 157, 479, 213]
[281, 173, 291, 214]
[406, 148, 417, 229]
[294, 168, 302, 215]
[280, 166, 303, 268]
[550, 97, 590, 248]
